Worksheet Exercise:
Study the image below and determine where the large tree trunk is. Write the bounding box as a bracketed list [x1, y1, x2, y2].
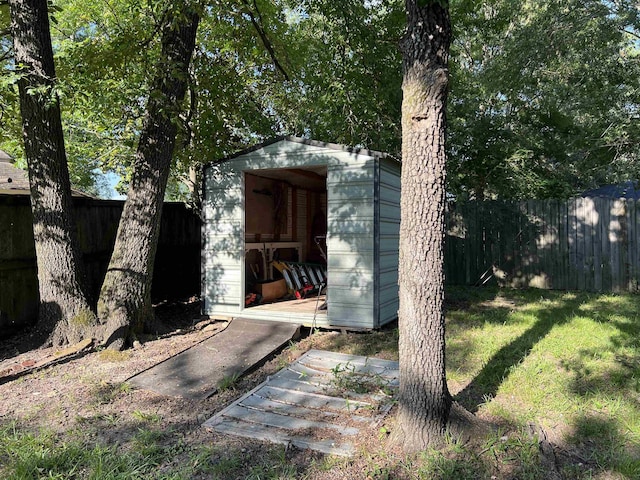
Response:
[9, 0, 94, 346]
[96, 5, 199, 349]
[395, 0, 452, 451]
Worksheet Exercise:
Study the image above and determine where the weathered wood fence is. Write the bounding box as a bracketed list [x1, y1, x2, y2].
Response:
[445, 197, 640, 292]
[0, 196, 201, 336]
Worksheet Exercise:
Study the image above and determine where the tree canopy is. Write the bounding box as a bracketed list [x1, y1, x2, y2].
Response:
[1, 0, 638, 201]
[448, 0, 640, 200]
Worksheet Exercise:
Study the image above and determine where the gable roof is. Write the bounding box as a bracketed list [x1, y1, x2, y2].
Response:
[0, 150, 31, 193]
[208, 136, 399, 167]
[0, 149, 94, 198]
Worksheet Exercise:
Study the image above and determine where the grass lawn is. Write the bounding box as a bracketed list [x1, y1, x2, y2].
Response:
[1, 287, 639, 479]
[445, 287, 640, 479]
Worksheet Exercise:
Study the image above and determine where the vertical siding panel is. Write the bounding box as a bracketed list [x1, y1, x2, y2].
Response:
[512, 201, 524, 288]
[529, 200, 538, 287]
[631, 201, 640, 293]
[203, 164, 245, 314]
[629, 200, 638, 291]
[566, 198, 574, 290]
[611, 199, 624, 292]
[326, 154, 376, 328]
[481, 202, 492, 285]
[547, 200, 556, 289]
[377, 159, 400, 326]
[439, 197, 640, 293]
[541, 200, 550, 288]
[576, 198, 583, 291]
[464, 202, 473, 284]
[554, 199, 564, 289]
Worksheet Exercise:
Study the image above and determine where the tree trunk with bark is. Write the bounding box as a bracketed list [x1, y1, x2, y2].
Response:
[9, 0, 95, 346]
[395, 0, 453, 451]
[96, 5, 199, 349]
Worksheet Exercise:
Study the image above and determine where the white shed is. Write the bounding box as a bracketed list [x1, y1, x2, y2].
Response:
[201, 137, 400, 330]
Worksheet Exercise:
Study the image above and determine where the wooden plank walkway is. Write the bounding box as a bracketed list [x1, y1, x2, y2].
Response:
[203, 349, 399, 456]
[128, 318, 300, 399]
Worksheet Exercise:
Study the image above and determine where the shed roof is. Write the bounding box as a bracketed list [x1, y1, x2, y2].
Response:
[206, 136, 399, 168]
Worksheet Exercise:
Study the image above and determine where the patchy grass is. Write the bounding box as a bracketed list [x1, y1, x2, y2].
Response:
[97, 349, 131, 363]
[0, 422, 161, 479]
[1, 287, 639, 479]
[446, 287, 640, 479]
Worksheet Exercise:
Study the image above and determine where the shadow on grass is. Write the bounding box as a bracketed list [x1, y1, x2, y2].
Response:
[452, 291, 584, 413]
[450, 289, 640, 478]
[563, 413, 640, 478]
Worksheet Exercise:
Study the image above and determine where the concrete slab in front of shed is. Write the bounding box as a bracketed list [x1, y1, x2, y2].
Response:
[203, 349, 399, 456]
[128, 318, 300, 400]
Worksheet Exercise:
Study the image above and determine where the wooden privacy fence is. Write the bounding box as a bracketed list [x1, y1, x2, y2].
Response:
[0, 196, 201, 336]
[445, 197, 640, 292]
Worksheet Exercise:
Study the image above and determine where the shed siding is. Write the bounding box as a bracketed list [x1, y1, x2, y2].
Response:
[326, 153, 375, 327]
[376, 158, 401, 326]
[202, 165, 244, 314]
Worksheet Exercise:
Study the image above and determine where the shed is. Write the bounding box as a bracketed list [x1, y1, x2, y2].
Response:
[201, 137, 401, 330]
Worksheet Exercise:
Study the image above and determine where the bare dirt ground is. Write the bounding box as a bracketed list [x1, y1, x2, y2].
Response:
[0, 298, 590, 479]
[0, 299, 405, 479]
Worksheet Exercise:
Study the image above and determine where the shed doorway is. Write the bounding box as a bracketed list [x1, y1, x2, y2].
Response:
[243, 167, 328, 320]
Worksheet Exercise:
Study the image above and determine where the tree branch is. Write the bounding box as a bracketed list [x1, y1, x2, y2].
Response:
[621, 27, 640, 40]
[0, 48, 12, 62]
[240, 0, 290, 81]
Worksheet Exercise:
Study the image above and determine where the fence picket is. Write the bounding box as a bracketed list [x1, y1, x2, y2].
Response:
[445, 197, 639, 293]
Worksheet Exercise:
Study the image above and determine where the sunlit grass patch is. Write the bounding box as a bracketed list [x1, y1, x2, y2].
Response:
[0, 422, 159, 479]
[446, 288, 640, 478]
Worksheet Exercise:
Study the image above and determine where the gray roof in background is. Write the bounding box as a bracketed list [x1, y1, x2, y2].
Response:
[581, 181, 640, 200]
[0, 150, 31, 193]
[0, 149, 13, 162]
[0, 149, 94, 198]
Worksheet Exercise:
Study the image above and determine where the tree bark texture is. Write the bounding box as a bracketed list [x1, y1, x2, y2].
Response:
[9, 0, 94, 346]
[97, 5, 199, 349]
[396, 0, 452, 451]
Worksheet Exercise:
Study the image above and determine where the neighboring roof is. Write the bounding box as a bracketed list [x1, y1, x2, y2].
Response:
[0, 149, 13, 162]
[0, 150, 31, 193]
[0, 149, 94, 198]
[207, 136, 399, 168]
[581, 181, 640, 200]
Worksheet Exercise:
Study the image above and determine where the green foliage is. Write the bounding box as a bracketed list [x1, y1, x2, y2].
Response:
[0, 423, 159, 479]
[2, 0, 638, 201]
[273, 0, 405, 155]
[217, 371, 241, 391]
[448, 0, 640, 199]
[330, 361, 395, 396]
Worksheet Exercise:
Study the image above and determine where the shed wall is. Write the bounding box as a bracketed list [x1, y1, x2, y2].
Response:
[202, 163, 244, 314]
[326, 155, 376, 328]
[377, 158, 401, 326]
